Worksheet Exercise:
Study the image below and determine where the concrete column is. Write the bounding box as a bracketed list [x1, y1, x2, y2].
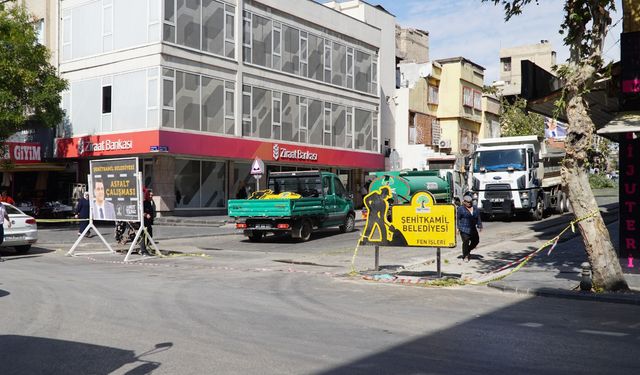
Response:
[152, 155, 176, 213]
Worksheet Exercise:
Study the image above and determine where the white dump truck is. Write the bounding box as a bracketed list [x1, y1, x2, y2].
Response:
[470, 136, 568, 220]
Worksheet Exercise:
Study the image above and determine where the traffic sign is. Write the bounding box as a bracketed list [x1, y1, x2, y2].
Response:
[251, 158, 265, 175]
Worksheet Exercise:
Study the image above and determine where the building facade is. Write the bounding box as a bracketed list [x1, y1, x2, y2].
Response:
[54, 0, 393, 214]
[436, 57, 485, 156]
[499, 40, 556, 96]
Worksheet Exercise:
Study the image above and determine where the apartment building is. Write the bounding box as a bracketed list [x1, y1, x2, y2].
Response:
[481, 94, 501, 138]
[393, 61, 444, 169]
[499, 40, 556, 96]
[54, 0, 394, 214]
[436, 57, 485, 155]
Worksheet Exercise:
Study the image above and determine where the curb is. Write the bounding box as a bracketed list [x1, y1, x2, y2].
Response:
[487, 282, 640, 305]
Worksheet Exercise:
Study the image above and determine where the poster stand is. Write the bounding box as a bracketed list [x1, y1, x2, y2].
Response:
[66, 176, 116, 257]
[123, 171, 160, 262]
[66, 158, 159, 261]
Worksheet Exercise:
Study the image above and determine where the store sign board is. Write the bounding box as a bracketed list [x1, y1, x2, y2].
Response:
[620, 132, 640, 274]
[272, 144, 318, 162]
[2, 142, 42, 164]
[359, 187, 456, 248]
[89, 158, 140, 222]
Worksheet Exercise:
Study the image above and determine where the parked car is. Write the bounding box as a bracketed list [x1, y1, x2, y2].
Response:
[1, 203, 38, 254]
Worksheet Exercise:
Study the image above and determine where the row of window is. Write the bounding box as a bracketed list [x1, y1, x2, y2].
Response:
[162, 68, 235, 135]
[159, 68, 379, 152]
[163, 0, 236, 58]
[243, 10, 378, 95]
[242, 84, 378, 152]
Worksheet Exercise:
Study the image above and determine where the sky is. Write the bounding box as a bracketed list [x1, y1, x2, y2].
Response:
[370, 0, 623, 83]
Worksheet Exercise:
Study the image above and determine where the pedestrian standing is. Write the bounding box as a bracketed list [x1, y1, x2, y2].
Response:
[75, 192, 91, 237]
[457, 195, 482, 262]
[140, 189, 154, 256]
[0, 202, 12, 262]
[0, 190, 15, 205]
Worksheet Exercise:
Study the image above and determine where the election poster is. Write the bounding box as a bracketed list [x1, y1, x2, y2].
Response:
[89, 158, 140, 222]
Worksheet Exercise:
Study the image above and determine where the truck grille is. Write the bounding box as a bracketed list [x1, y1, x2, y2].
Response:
[485, 184, 512, 200]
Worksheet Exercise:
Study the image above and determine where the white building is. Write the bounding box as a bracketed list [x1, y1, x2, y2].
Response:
[54, 0, 395, 214]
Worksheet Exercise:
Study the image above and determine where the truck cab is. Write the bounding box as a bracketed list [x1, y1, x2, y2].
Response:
[471, 136, 566, 220]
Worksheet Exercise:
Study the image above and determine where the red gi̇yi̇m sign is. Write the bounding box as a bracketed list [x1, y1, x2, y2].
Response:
[2, 142, 42, 164]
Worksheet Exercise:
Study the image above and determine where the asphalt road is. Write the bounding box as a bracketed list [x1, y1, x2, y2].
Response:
[2, 192, 632, 374]
[1, 251, 639, 375]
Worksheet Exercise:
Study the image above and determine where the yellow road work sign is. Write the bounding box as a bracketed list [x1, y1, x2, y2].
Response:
[391, 192, 456, 248]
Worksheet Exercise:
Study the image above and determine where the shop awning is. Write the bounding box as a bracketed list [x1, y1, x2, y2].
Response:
[0, 163, 68, 172]
[597, 112, 640, 140]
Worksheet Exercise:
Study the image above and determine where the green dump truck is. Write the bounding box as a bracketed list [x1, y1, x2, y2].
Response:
[228, 171, 355, 242]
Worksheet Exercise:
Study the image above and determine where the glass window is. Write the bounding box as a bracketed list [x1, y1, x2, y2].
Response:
[371, 56, 378, 94]
[346, 107, 353, 148]
[332, 104, 346, 148]
[282, 93, 297, 142]
[463, 87, 473, 107]
[243, 12, 252, 63]
[102, 86, 112, 114]
[224, 82, 234, 134]
[252, 14, 272, 68]
[282, 25, 299, 74]
[202, 76, 224, 133]
[202, 0, 224, 55]
[346, 47, 354, 89]
[355, 50, 371, 93]
[323, 103, 331, 146]
[332, 42, 346, 87]
[273, 22, 282, 69]
[201, 161, 226, 208]
[334, 177, 347, 197]
[322, 176, 334, 195]
[324, 40, 332, 83]
[176, 0, 201, 49]
[176, 71, 200, 131]
[164, 0, 175, 22]
[175, 159, 201, 208]
[355, 108, 372, 151]
[252, 87, 271, 139]
[242, 85, 252, 136]
[308, 99, 322, 145]
[308, 34, 323, 81]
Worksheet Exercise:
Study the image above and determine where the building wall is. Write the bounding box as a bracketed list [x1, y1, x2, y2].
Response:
[499, 41, 556, 96]
[22, 0, 58, 66]
[324, 0, 396, 152]
[56, 0, 390, 213]
[436, 58, 485, 154]
[396, 25, 429, 63]
[481, 94, 501, 138]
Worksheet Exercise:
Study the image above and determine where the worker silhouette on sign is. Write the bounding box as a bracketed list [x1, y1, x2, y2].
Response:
[361, 186, 394, 244]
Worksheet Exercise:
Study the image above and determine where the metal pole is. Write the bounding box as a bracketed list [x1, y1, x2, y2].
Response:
[437, 247, 442, 278]
[374, 245, 379, 271]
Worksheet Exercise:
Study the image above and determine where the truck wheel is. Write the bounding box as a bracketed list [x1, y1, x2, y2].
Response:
[554, 191, 564, 215]
[248, 232, 264, 242]
[531, 197, 544, 221]
[563, 194, 571, 213]
[339, 214, 355, 233]
[299, 221, 312, 242]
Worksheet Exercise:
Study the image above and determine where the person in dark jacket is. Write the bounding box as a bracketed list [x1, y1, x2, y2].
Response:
[140, 189, 154, 256]
[457, 195, 482, 262]
[75, 192, 91, 237]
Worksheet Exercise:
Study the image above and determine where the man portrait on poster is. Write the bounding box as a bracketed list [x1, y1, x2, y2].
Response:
[91, 179, 116, 220]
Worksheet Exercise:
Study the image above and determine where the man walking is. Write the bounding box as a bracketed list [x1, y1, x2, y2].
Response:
[75, 192, 91, 237]
[457, 195, 482, 262]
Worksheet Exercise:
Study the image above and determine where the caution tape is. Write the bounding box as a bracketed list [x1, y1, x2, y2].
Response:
[468, 209, 600, 285]
[36, 218, 89, 223]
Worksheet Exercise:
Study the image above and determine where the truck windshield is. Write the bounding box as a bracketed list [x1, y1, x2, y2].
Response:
[474, 149, 526, 172]
[268, 176, 323, 197]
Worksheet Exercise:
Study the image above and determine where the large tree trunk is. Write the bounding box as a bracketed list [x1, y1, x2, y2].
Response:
[563, 94, 628, 291]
